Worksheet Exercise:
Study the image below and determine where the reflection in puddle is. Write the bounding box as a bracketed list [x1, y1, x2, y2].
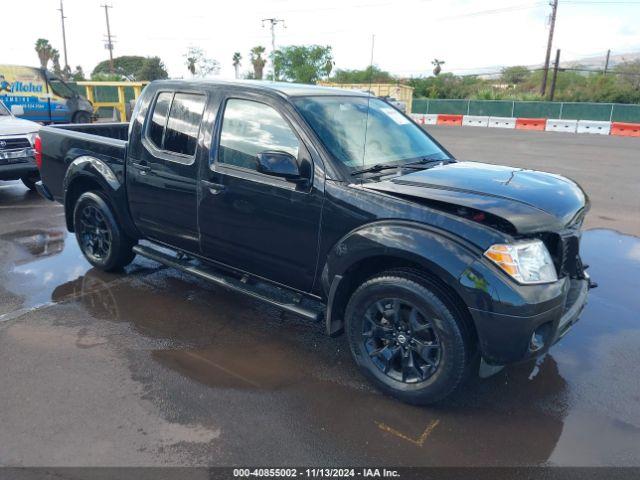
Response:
[0, 229, 65, 262]
[153, 344, 306, 390]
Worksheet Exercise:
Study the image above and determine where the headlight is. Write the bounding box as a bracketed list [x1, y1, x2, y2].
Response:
[484, 240, 558, 284]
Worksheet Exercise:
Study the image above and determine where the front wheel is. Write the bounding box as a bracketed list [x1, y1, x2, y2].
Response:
[73, 191, 136, 271]
[345, 270, 468, 405]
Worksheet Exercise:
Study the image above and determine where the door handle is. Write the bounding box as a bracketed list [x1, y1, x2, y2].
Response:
[201, 180, 226, 195]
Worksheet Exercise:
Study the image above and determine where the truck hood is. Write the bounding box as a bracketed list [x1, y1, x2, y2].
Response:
[0, 115, 41, 136]
[363, 161, 589, 234]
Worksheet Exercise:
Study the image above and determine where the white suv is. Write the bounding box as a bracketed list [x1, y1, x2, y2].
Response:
[0, 101, 41, 190]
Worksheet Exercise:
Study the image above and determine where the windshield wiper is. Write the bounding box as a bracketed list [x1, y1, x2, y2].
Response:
[404, 156, 450, 167]
[351, 164, 402, 176]
[351, 157, 452, 177]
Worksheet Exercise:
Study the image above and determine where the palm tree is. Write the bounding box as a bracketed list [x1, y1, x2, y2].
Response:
[35, 38, 54, 69]
[51, 49, 62, 76]
[232, 52, 242, 79]
[431, 59, 445, 76]
[250, 46, 266, 80]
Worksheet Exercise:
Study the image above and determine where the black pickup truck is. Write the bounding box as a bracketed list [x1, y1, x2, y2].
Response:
[35, 80, 593, 404]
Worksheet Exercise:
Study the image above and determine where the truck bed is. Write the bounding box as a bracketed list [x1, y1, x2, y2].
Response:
[39, 122, 129, 203]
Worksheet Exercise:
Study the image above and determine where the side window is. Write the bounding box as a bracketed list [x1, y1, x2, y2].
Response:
[164, 93, 206, 156]
[219, 99, 299, 171]
[148, 92, 172, 149]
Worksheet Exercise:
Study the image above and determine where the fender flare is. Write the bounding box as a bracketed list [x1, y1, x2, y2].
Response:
[63, 156, 138, 238]
[63, 155, 120, 193]
[322, 220, 482, 336]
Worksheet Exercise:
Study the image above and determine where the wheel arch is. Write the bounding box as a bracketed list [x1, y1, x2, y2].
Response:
[322, 221, 480, 338]
[63, 156, 138, 238]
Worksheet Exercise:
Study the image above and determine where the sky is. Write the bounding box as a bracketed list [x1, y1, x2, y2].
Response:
[1, 0, 640, 79]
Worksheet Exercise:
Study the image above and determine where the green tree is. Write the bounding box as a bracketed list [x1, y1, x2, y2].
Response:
[51, 49, 62, 76]
[184, 47, 219, 78]
[35, 38, 55, 70]
[136, 57, 169, 81]
[232, 52, 242, 79]
[272, 45, 333, 84]
[431, 59, 445, 76]
[92, 55, 168, 81]
[250, 46, 267, 80]
[332, 65, 395, 83]
[71, 66, 86, 81]
[500, 66, 530, 85]
[615, 60, 640, 91]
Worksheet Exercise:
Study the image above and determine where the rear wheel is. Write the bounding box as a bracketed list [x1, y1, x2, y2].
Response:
[345, 270, 468, 405]
[73, 191, 136, 271]
[21, 173, 40, 191]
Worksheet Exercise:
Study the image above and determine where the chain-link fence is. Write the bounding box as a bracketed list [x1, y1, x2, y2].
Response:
[411, 99, 640, 122]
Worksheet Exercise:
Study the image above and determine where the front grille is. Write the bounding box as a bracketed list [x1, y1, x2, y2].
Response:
[540, 230, 583, 279]
[0, 138, 31, 150]
[559, 234, 582, 277]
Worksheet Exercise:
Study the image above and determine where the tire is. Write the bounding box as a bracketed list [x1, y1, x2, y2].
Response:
[345, 269, 468, 405]
[73, 111, 92, 124]
[21, 173, 40, 191]
[73, 191, 136, 271]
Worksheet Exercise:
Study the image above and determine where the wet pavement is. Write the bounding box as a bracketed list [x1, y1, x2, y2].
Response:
[1, 173, 640, 466]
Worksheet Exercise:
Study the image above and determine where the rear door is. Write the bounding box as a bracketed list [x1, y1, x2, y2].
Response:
[198, 93, 324, 292]
[126, 89, 207, 253]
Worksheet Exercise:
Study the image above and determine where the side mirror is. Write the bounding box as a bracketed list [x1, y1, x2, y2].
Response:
[10, 105, 25, 116]
[256, 151, 301, 180]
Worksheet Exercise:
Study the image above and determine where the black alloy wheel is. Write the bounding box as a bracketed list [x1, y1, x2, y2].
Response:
[73, 191, 136, 271]
[77, 204, 112, 263]
[363, 298, 442, 383]
[345, 270, 468, 405]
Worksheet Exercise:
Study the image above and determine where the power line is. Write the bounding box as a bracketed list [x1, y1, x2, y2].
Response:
[562, 1, 640, 4]
[439, 3, 546, 20]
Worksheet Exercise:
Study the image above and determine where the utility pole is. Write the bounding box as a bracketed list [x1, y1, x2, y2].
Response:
[262, 18, 285, 81]
[549, 48, 561, 101]
[604, 49, 611, 75]
[58, 0, 69, 73]
[540, 0, 558, 96]
[101, 4, 115, 74]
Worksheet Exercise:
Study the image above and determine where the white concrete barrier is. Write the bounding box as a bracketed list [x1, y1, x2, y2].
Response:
[545, 119, 578, 133]
[410, 113, 438, 125]
[463, 115, 489, 127]
[488, 116, 516, 129]
[576, 120, 611, 135]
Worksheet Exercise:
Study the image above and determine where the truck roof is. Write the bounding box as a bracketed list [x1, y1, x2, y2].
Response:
[150, 79, 370, 98]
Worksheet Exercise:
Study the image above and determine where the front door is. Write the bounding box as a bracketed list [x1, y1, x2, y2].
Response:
[126, 90, 207, 253]
[198, 96, 324, 292]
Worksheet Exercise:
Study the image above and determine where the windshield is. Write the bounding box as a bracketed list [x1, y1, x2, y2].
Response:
[49, 78, 76, 99]
[0, 102, 9, 116]
[293, 96, 449, 170]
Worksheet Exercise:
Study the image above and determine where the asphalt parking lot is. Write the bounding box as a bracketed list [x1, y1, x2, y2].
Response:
[1, 127, 639, 467]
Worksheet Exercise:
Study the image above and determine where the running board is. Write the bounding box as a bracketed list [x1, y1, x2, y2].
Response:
[132, 244, 324, 322]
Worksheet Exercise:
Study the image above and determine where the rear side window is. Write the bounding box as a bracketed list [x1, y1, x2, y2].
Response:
[147, 92, 206, 157]
[148, 92, 172, 149]
[164, 93, 206, 156]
